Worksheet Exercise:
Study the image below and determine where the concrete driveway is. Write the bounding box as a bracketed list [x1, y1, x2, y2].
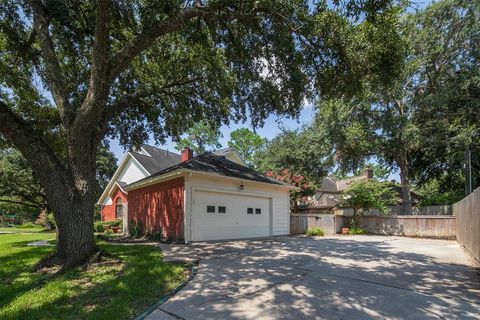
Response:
[148, 236, 480, 319]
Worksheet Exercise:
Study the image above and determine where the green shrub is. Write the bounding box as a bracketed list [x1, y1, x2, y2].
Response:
[16, 222, 38, 229]
[104, 219, 122, 228]
[146, 231, 162, 241]
[46, 213, 56, 230]
[129, 220, 144, 238]
[104, 228, 113, 235]
[94, 221, 105, 233]
[348, 227, 366, 235]
[305, 227, 325, 236]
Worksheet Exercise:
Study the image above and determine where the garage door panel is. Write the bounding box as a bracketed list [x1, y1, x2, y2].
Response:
[192, 190, 270, 241]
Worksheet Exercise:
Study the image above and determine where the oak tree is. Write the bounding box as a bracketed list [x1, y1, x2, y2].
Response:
[0, 0, 401, 269]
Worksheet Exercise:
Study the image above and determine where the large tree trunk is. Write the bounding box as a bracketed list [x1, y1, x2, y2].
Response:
[35, 136, 99, 270]
[40, 188, 98, 270]
[1, 102, 103, 271]
[397, 152, 412, 215]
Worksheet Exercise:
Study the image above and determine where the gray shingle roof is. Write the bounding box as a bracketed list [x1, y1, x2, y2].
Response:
[212, 147, 237, 157]
[130, 145, 181, 174]
[130, 152, 286, 187]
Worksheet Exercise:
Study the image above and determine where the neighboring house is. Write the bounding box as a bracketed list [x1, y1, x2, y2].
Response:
[98, 145, 296, 242]
[305, 169, 420, 210]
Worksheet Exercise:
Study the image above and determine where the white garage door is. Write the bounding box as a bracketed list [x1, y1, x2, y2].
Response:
[192, 190, 271, 241]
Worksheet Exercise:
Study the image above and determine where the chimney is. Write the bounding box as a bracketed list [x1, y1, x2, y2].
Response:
[181, 147, 193, 162]
[363, 168, 374, 179]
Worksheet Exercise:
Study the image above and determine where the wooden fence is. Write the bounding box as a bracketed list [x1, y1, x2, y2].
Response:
[291, 213, 456, 238]
[337, 215, 456, 238]
[334, 205, 452, 216]
[290, 213, 336, 235]
[454, 187, 480, 264]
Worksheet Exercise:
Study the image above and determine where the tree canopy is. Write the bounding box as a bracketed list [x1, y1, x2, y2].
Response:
[256, 127, 333, 185]
[340, 180, 398, 227]
[0, 0, 406, 269]
[227, 128, 266, 168]
[174, 120, 222, 153]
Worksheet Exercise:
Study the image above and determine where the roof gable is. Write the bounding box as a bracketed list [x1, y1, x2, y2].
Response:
[130, 145, 181, 173]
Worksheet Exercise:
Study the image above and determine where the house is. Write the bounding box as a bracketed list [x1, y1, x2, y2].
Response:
[98, 145, 243, 221]
[98, 145, 296, 242]
[305, 169, 420, 210]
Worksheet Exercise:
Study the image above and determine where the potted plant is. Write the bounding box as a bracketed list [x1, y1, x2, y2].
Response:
[111, 226, 119, 233]
[341, 227, 349, 234]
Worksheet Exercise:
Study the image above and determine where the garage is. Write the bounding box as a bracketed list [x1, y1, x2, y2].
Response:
[191, 190, 272, 241]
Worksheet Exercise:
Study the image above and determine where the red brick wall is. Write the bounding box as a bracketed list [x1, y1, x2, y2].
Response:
[128, 177, 184, 240]
[101, 187, 128, 221]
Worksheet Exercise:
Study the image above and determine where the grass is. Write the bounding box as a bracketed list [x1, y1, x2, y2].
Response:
[348, 227, 366, 235]
[0, 229, 188, 320]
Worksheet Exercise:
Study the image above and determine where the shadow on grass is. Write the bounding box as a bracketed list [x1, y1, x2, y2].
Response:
[0, 237, 187, 320]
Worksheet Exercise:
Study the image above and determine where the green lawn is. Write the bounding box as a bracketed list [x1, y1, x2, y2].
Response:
[0, 229, 188, 320]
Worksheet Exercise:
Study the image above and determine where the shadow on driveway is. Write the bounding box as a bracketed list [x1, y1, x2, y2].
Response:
[150, 235, 480, 319]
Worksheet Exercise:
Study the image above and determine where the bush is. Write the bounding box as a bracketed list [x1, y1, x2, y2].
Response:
[104, 228, 113, 235]
[47, 213, 56, 230]
[94, 221, 105, 233]
[305, 227, 325, 236]
[348, 227, 366, 235]
[146, 231, 162, 241]
[16, 222, 38, 229]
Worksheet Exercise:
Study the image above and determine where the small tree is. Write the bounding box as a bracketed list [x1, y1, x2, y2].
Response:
[175, 120, 222, 154]
[228, 128, 266, 168]
[340, 180, 398, 228]
[266, 169, 315, 211]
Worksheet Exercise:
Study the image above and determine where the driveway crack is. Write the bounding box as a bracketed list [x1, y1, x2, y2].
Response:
[158, 307, 186, 320]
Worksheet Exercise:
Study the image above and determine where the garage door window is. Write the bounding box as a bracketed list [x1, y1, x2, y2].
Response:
[207, 205, 215, 213]
[247, 208, 253, 214]
[255, 208, 262, 214]
[218, 206, 226, 213]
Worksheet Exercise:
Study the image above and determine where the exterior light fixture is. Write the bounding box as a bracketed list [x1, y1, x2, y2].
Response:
[239, 182, 244, 191]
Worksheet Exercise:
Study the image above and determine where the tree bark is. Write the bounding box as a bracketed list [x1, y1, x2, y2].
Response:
[36, 141, 99, 270]
[397, 152, 412, 215]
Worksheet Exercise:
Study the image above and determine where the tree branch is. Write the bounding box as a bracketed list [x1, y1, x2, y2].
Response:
[0, 101, 72, 196]
[102, 75, 201, 124]
[108, 5, 262, 82]
[0, 198, 42, 209]
[29, 0, 73, 125]
[108, 7, 204, 81]
[82, 0, 112, 113]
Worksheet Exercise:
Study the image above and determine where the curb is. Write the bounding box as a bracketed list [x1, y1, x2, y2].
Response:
[135, 262, 198, 320]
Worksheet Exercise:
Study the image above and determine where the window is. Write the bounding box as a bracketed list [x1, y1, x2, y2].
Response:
[218, 206, 226, 214]
[247, 208, 253, 214]
[207, 205, 216, 213]
[115, 198, 123, 219]
[255, 208, 262, 214]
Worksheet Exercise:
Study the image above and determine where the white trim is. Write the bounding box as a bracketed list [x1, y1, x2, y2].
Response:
[97, 152, 151, 204]
[193, 185, 278, 198]
[125, 168, 298, 192]
[124, 171, 184, 191]
[114, 181, 127, 194]
[128, 152, 151, 175]
[225, 150, 244, 165]
[139, 147, 151, 157]
[183, 169, 299, 191]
